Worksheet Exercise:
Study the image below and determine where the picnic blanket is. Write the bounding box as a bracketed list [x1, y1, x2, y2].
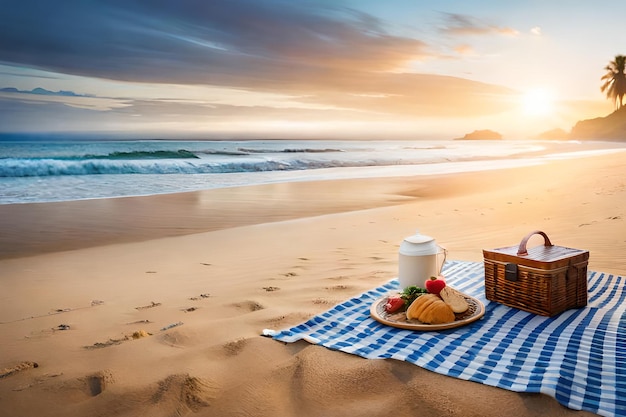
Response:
[265, 260, 626, 417]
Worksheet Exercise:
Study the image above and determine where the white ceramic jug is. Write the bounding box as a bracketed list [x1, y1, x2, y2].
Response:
[398, 230, 447, 289]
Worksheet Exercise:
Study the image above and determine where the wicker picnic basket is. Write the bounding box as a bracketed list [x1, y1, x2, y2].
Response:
[483, 230, 589, 316]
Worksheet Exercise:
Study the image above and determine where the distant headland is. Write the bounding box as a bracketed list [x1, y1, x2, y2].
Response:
[568, 106, 626, 140]
[455, 129, 503, 140]
[457, 107, 626, 141]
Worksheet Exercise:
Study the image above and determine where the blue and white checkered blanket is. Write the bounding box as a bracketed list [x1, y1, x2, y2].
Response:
[266, 261, 626, 417]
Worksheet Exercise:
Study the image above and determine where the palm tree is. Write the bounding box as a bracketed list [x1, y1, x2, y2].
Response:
[601, 55, 626, 110]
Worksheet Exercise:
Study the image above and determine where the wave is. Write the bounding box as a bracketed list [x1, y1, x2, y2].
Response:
[0, 156, 401, 177]
[236, 147, 344, 154]
[72, 149, 199, 160]
[191, 148, 344, 157]
[0, 149, 204, 176]
[95, 149, 199, 159]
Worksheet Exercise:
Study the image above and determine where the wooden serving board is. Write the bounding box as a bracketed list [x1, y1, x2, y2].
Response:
[370, 293, 485, 331]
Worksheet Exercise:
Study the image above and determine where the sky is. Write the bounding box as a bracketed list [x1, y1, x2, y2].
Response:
[0, 0, 624, 140]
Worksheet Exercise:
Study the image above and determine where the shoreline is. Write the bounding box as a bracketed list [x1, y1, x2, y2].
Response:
[1, 150, 625, 268]
[3, 139, 625, 207]
[1, 151, 624, 417]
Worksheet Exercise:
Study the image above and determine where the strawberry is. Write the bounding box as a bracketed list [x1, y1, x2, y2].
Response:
[384, 295, 405, 313]
[425, 276, 446, 295]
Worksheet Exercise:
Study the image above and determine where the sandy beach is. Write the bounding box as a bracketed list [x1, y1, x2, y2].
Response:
[1, 150, 624, 417]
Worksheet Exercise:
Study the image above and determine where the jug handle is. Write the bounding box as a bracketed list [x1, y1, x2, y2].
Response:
[437, 245, 448, 275]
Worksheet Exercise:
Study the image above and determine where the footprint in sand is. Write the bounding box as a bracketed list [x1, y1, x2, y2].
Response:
[135, 301, 162, 310]
[233, 300, 265, 312]
[84, 330, 151, 350]
[83, 370, 115, 396]
[222, 338, 247, 356]
[0, 361, 39, 379]
[84, 338, 125, 350]
[159, 330, 194, 348]
[325, 284, 351, 291]
[151, 374, 214, 410]
[188, 293, 211, 301]
[269, 272, 298, 280]
[26, 323, 73, 339]
[161, 322, 184, 331]
[126, 319, 152, 325]
[312, 298, 337, 305]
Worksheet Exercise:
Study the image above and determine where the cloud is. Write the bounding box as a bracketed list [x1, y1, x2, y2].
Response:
[454, 44, 475, 56]
[440, 13, 519, 37]
[0, 96, 132, 133]
[0, 0, 431, 93]
[530, 26, 542, 36]
[0, 71, 516, 133]
[0, 89, 131, 111]
[0, 0, 520, 135]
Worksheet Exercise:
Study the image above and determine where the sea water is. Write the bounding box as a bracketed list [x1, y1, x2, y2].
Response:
[1, 138, 624, 205]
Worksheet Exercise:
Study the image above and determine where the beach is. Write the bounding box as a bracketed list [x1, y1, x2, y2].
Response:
[1, 151, 624, 417]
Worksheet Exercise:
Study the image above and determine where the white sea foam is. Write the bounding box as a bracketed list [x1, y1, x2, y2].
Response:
[0, 139, 624, 204]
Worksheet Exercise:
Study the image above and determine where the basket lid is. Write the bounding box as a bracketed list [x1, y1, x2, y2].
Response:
[484, 230, 589, 268]
[491, 243, 586, 262]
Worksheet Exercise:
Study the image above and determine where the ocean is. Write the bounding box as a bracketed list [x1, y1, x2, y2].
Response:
[1, 138, 625, 205]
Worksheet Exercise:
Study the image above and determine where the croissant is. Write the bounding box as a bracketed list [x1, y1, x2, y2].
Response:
[420, 299, 455, 324]
[406, 294, 437, 320]
[406, 294, 455, 324]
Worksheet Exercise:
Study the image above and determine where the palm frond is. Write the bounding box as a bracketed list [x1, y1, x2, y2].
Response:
[600, 54, 626, 110]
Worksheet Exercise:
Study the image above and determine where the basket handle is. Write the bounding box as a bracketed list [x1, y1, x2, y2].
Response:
[517, 230, 553, 255]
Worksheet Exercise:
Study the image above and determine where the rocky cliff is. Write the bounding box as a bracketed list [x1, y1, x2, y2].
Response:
[570, 107, 626, 140]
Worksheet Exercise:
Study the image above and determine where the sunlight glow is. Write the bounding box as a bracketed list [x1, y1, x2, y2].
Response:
[521, 88, 555, 116]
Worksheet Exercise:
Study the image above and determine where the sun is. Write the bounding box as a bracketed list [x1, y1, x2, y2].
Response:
[521, 88, 555, 116]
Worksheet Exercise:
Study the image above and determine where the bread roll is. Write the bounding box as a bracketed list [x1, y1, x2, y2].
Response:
[439, 286, 469, 313]
[419, 299, 455, 324]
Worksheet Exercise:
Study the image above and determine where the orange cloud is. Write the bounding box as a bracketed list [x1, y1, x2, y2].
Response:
[454, 44, 475, 55]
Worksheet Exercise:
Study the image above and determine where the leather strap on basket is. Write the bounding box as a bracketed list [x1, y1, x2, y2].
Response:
[517, 230, 553, 256]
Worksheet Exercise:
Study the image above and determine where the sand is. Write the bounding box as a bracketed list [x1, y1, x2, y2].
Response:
[1, 150, 624, 417]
